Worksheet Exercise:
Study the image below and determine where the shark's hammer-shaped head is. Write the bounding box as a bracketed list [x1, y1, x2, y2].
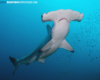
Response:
[41, 9, 84, 23]
[66, 9, 84, 22]
[41, 11, 57, 22]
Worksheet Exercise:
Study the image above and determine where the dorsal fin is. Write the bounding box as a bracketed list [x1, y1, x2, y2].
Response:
[46, 24, 52, 35]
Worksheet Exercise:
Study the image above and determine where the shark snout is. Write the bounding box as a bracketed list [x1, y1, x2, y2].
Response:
[41, 13, 48, 22]
[41, 14, 43, 22]
[41, 15, 43, 19]
[78, 13, 84, 22]
[80, 13, 84, 18]
[41, 14, 46, 22]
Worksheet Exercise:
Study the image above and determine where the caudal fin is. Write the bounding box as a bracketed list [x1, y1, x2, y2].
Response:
[9, 56, 20, 75]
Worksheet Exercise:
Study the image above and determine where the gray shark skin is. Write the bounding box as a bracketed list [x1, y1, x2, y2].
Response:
[9, 25, 52, 75]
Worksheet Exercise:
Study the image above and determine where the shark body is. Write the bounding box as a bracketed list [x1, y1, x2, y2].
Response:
[9, 25, 52, 75]
[39, 9, 84, 61]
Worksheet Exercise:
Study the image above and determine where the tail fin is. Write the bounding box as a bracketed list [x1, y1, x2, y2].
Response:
[9, 56, 20, 75]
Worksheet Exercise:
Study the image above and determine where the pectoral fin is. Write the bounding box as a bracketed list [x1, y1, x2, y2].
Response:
[40, 40, 52, 52]
[38, 58, 45, 64]
[60, 40, 74, 53]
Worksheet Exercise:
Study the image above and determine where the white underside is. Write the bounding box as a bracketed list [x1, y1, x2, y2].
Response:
[37, 20, 74, 63]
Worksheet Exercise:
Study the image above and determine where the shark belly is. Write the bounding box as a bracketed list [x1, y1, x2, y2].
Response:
[52, 21, 69, 41]
[39, 22, 70, 59]
[39, 40, 61, 59]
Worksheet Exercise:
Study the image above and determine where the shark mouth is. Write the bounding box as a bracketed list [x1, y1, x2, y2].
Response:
[58, 18, 69, 23]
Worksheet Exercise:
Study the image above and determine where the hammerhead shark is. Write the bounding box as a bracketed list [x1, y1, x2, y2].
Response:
[9, 25, 52, 75]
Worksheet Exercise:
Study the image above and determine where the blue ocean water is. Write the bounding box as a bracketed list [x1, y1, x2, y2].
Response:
[0, 0, 100, 80]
